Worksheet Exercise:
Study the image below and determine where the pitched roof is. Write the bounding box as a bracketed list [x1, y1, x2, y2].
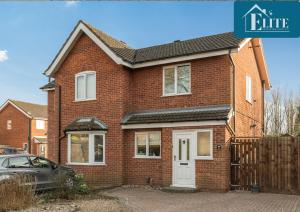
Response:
[65, 117, 108, 132]
[8, 100, 47, 119]
[122, 105, 231, 125]
[44, 20, 270, 89]
[82, 20, 243, 64]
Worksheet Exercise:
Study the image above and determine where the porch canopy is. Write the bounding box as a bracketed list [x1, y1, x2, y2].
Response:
[65, 117, 108, 132]
[33, 136, 47, 143]
[122, 105, 231, 125]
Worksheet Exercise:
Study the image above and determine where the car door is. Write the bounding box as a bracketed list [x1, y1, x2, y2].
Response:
[5, 156, 36, 185]
[29, 156, 56, 189]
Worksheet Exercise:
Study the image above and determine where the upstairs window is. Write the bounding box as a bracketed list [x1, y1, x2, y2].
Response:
[246, 75, 252, 103]
[7, 120, 12, 130]
[75, 71, 96, 101]
[36, 120, 45, 130]
[163, 64, 191, 96]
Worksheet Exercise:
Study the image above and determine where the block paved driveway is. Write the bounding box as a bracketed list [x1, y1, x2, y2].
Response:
[104, 187, 300, 212]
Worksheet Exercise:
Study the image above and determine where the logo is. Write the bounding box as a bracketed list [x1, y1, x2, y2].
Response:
[235, 1, 300, 38]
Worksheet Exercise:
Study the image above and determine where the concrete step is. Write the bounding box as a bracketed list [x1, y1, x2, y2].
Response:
[162, 186, 201, 193]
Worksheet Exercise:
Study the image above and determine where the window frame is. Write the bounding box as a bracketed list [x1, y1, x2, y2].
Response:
[67, 131, 106, 165]
[162, 63, 191, 96]
[195, 129, 213, 160]
[7, 120, 12, 130]
[36, 120, 45, 130]
[134, 132, 161, 159]
[75, 71, 97, 102]
[246, 75, 252, 103]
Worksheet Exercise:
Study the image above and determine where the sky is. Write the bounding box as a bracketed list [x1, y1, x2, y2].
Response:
[0, 1, 299, 105]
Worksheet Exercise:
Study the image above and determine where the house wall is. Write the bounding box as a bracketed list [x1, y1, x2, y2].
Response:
[47, 90, 57, 161]
[0, 103, 29, 149]
[31, 119, 48, 156]
[232, 40, 264, 137]
[124, 125, 230, 191]
[52, 34, 130, 186]
[130, 55, 232, 111]
[46, 33, 265, 190]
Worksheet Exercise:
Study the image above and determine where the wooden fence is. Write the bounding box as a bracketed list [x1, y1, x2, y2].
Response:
[231, 136, 300, 194]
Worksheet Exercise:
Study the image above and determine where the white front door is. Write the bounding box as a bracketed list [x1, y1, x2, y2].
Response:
[172, 132, 195, 188]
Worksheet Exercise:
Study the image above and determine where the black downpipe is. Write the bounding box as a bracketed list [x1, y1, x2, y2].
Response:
[57, 85, 62, 164]
[228, 50, 236, 137]
[28, 118, 32, 153]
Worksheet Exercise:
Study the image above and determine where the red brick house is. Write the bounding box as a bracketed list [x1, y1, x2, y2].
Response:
[41, 20, 270, 191]
[0, 100, 48, 157]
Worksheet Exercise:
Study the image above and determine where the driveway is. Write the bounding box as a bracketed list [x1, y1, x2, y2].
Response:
[104, 187, 300, 212]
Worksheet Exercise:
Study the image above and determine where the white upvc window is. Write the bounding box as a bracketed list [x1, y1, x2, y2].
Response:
[75, 71, 96, 101]
[163, 64, 191, 96]
[7, 120, 12, 130]
[67, 131, 105, 165]
[135, 132, 161, 158]
[195, 129, 213, 160]
[36, 120, 45, 130]
[246, 75, 252, 103]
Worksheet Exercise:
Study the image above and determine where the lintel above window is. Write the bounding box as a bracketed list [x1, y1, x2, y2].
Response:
[163, 64, 191, 96]
[75, 71, 96, 102]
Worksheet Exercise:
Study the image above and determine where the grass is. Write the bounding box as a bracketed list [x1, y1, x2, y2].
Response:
[0, 175, 36, 211]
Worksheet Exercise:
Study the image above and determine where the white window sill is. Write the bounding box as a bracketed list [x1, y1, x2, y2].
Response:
[66, 162, 106, 166]
[162, 92, 192, 97]
[74, 98, 97, 103]
[195, 157, 213, 161]
[133, 156, 161, 159]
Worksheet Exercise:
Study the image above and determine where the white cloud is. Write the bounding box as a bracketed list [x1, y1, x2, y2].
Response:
[0, 50, 8, 62]
[66, 1, 78, 6]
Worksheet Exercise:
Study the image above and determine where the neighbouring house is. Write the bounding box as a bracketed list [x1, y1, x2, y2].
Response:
[41, 20, 270, 191]
[0, 100, 48, 157]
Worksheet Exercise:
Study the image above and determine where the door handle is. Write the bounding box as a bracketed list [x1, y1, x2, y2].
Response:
[174, 155, 176, 161]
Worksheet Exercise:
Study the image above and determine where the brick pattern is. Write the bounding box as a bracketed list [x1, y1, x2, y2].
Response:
[130, 56, 231, 111]
[0, 103, 48, 156]
[46, 35, 264, 191]
[0, 103, 29, 149]
[232, 40, 264, 137]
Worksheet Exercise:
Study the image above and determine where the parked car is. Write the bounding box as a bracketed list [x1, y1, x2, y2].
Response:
[0, 145, 26, 155]
[0, 154, 75, 191]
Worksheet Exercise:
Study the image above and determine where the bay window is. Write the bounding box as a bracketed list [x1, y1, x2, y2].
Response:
[68, 132, 105, 165]
[163, 64, 191, 96]
[135, 132, 161, 158]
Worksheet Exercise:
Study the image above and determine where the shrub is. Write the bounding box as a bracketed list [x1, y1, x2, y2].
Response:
[41, 173, 90, 202]
[0, 174, 36, 211]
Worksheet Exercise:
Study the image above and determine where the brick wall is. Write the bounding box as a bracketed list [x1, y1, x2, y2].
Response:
[130, 56, 231, 111]
[46, 33, 265, 190]
[52, 34, 130, 186]
[0, 103, 29, 149]
[124, 125, 230, 191]
[232, 40, 264, 137]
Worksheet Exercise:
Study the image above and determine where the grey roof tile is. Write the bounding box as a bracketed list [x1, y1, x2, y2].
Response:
[65, 117, 108, 132]
[82, 21, 244, 64]
[122, 105, 231, 125]
[10, 100, 47, 119]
